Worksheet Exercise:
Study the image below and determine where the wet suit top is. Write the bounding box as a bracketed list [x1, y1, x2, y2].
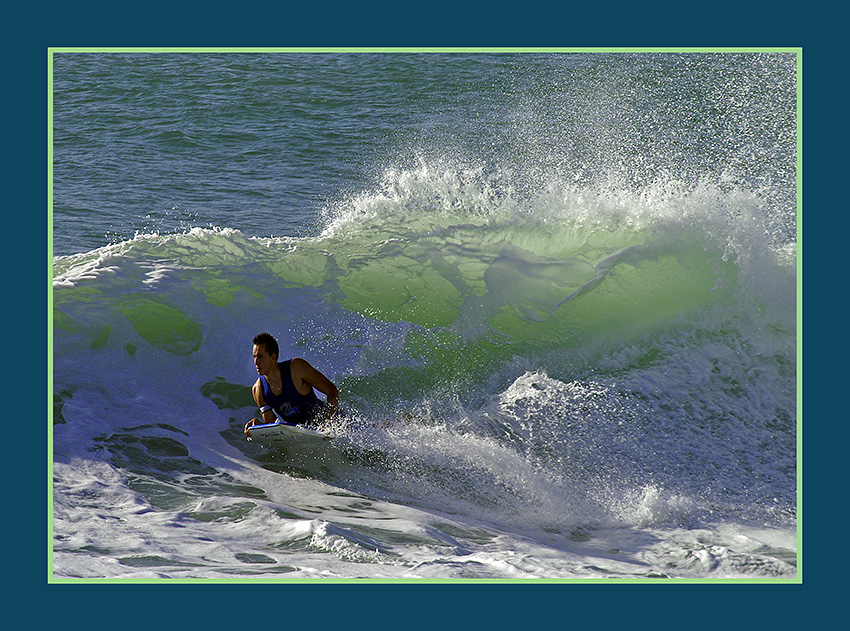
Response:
[260, 360, 324, 424]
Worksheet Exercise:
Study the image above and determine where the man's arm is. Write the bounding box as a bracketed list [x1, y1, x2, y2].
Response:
[291, 357, 339, 418]
[245, 379, 278, 436]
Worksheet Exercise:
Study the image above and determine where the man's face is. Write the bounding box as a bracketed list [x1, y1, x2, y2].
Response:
[253, 344, 277, 376]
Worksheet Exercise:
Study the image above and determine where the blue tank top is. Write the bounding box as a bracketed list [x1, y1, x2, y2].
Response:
[260, 360, 321, 424]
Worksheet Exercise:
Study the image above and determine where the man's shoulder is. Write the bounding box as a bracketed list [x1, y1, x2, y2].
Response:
[289, 357, 312, 370]
[288, 357, 315, 381]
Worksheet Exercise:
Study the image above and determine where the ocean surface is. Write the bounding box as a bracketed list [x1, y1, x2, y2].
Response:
[50, 51, 799, 581]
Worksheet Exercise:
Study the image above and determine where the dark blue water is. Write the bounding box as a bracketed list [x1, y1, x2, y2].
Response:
[52, 52, 796, 256]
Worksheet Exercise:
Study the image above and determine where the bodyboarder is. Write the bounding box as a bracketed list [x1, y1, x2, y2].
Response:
[244, 332, 339, 436]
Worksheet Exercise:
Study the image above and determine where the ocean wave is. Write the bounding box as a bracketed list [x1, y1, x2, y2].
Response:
[52, 165, 797, 579]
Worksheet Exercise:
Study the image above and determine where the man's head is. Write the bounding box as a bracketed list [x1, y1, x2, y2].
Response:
[253, 332, 279, 357]
[252, 332, 279, 375]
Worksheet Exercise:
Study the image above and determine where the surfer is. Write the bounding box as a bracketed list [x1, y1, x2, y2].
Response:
[244, 332, 339, 436]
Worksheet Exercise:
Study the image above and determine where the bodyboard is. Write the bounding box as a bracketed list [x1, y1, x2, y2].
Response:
[246, 421, 332, 449]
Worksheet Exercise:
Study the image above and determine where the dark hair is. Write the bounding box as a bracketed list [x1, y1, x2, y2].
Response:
[252, 332, 279, 358]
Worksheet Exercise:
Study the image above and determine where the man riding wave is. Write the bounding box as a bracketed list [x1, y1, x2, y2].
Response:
[244, 332, 339, 436]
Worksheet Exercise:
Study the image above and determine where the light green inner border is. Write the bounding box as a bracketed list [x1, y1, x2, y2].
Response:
[47, 46, 803, 585]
